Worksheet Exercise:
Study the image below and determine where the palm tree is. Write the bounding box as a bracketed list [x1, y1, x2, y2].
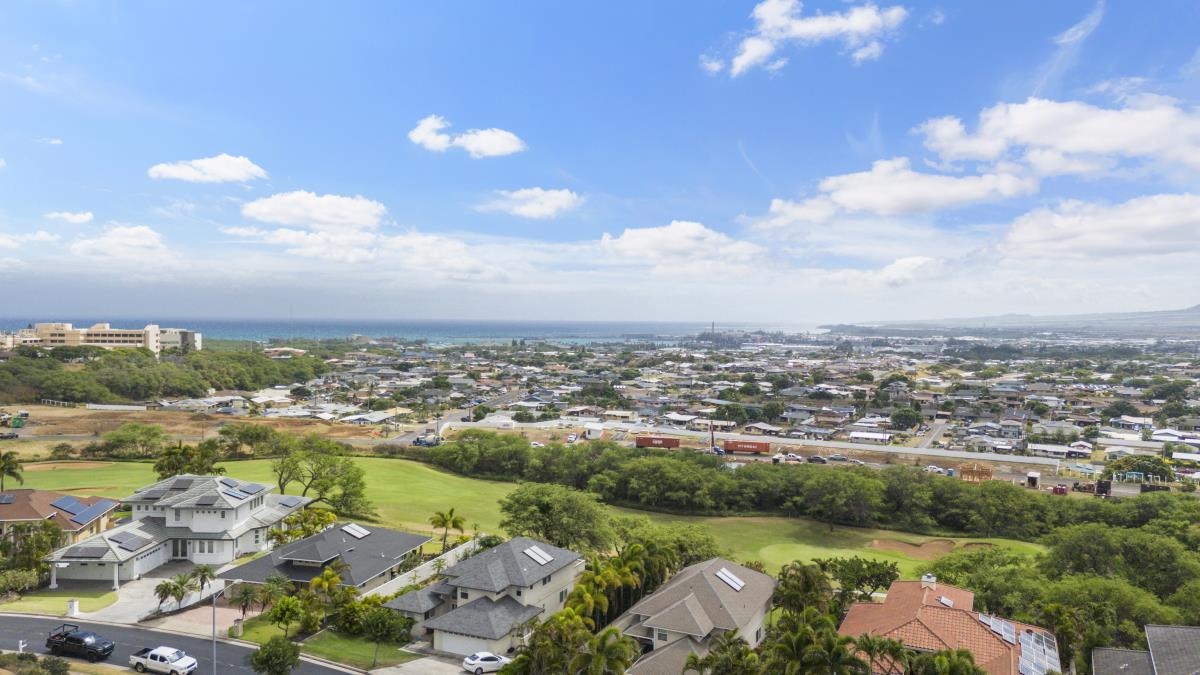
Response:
[683, 632, 759, 675]
[191, 564, 216, 593]
[568, 626, 638, 675]
[428, 508, 466, 552]
[170, 572, 198, 607]
[774, 562, 832, 615]
[232, 583, 259, 620]
[258, 573, 291, 611]
[0, 451, 23, 492]
[309, 566, 342, 620]
[853, 634, 910, 675]
[154, 579, 178, 611]
[800, 631, 869, 675]
[907, 649, 986, 675]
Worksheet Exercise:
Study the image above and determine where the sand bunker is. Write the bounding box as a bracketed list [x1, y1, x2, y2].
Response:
[24, 461, 115, 471]
[869, 538, 956, 560]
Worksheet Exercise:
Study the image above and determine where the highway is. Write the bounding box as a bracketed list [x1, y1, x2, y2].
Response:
[0, 616, 351, 675]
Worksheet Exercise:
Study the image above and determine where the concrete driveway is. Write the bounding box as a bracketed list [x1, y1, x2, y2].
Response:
[371, 655, 464, 675]
[81, 560, 200, 623]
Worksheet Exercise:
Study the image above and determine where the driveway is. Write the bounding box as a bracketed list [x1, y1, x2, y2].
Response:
[371, 655, 463, 675]
[81, 560, 201, 624]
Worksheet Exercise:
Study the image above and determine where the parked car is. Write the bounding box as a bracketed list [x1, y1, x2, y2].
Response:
[462, 651, 511, 673]
[785, 453, 803, 461]
[566, 433, 578, 443]
[530, 441, 545, 448]
[925, 465, 945, 474]
[807, 455, 828, 464]
[828, 454, 848, 462]
[0, 432, 18, 440]
[46, 624, 114, 662]
[850, 459, 867, 466]
[129, 647, 198, 675]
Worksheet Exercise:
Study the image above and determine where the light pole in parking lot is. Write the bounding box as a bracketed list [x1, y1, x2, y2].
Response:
[212, 578, 241, 675]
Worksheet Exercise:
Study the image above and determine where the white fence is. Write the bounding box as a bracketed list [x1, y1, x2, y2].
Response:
[368, 537, 481, 598]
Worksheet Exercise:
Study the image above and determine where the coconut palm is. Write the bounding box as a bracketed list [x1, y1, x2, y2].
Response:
[154, 579, 178, 610]
[232, 583, 259, 619]
[907, 649, 986, 675]
[0, 451, 23, 492]
[568, 626, 638, 675]
[257, 573, 291, 611]
[428, 508, 467, 552]
[853, 634, 911, 675]
[774, 562, 833, 615]
[800, 631, 869, 675]
[170, 572, 198, 607]
[683, 632, 759, 675]
[191, 564, 216, 593]
[309, 566, 342, 619]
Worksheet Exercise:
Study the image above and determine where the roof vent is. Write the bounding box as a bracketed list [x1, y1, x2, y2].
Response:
[920, 573, 937, 589]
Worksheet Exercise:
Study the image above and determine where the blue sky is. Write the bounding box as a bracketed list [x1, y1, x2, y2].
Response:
[0, 0, 1198, 322]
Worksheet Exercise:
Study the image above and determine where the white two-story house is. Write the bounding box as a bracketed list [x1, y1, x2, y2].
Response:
[385, 537, 583, 657]
[47, 474, 310, 590]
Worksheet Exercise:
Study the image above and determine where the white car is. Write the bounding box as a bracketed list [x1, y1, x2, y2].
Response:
[530, 441, 545, 448]
[925, 465, 945, 474]
[785, 453, 803, 461]
[462, 652, 511, 673]
[566, 433, 578, 443]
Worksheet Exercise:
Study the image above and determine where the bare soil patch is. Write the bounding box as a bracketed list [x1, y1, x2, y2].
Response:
[24, 461, 115, 471]
[869, 538, 956, 560]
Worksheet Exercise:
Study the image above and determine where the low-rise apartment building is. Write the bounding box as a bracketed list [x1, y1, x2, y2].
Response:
[2, 322, 202, 355]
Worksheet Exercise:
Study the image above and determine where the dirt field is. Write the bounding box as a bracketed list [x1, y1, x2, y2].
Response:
[23, 461, 115, 471]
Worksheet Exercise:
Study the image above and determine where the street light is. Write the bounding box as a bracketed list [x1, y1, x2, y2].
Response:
[212, 579, 242, 675]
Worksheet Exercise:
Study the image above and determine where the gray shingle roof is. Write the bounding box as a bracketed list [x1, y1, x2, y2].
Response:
[421, 596, 542, 640]
[442, 537, 581, 593]
[619, 558, 775, 638]
[384, 585, 443, 614]
[1091, 648, 1154, 675]
[124, 474, 271, 509]
[221, 523, 429, 587]
[1146, 625, 1200, 675]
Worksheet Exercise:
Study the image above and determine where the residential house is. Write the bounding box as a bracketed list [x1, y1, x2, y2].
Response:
[613, 558, 776, 675]
[1111, 415, 1155, 431]
[1092, 625, 1200, 675]
[838, 575, 1060, 675]
[0, 490, 118, 544]
[46, 474, 309, 590]
[221, 522, 429, 592]
[385, 537, 583, 657]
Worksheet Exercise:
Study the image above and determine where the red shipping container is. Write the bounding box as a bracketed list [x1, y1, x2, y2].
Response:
[724, 440, 771, 454]
[635, 436, 681, 448]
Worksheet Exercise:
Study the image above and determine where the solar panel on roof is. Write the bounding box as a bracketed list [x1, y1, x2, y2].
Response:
[171, 478, 194, 489]
[715, 567, 746, 591]
[341, 523, 371, 539]
[0, 494, 13, 505]
[220, 477, 239, 488]
[70, 500, 115, 526]
[108, 532, 132, 544]
[279, 496, 302, 508]
[242, 483, 266, 495]
[118, 535, 151, 552]
[50, 496, 82, 515]
[196, 495, 218, 506]
[522, 546, 553, 565]
[142, 488, 167, 499]
[223, 489, 251, 501]
[65, 545, 107, 559]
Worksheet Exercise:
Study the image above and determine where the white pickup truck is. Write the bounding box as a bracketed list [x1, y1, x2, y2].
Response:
[129, 647, 198, 675]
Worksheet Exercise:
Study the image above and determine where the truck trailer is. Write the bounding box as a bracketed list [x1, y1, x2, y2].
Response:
[723, 440, 772, 454]
[635, 435, 681, 449]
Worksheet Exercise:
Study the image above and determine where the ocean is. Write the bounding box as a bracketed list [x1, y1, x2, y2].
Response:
[0, 318, 818, 344]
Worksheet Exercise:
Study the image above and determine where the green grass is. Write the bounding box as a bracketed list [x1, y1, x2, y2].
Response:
[238, 617, 421, 670]
[302, 630, 422, 669]
[19, 456, 1041, 580]
[0, 586, 117, 615]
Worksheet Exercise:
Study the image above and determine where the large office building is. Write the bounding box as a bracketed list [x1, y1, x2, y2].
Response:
[0, 322, 201, 355]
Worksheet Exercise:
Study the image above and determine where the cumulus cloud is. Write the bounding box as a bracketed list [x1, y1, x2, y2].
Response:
[600, 220, 765, 263]
[476, 188, 583, 219]
[916, 97, 1200, 172]
[69, 225, 170, 261]
[723, 0, 908, 76]
[699, 55, 725, 74]
[44, 210, 94, 224]
[1000, 193, 1200, 259]
[0, 158, 6, 170]
[407, 114, 526, 158]
[148, 153, 268, 183]
[242, 191, 387, 231]
[0, 230, 59, 249]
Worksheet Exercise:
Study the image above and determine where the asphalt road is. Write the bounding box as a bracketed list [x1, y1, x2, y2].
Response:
[0, 616, 351, 675]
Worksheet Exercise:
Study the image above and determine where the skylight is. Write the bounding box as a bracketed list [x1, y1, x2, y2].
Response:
[715, 567, 745, 591]
[523, 546, 553, 565]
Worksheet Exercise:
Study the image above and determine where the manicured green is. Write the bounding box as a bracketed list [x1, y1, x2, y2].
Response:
[0, 586, 117, 615]
[18, 457, 1040, 579]
[301, 629, 422, 669]
[239, 614, 286, 643]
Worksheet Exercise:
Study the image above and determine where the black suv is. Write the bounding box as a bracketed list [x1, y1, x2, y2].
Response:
[46, 624, 115, 662]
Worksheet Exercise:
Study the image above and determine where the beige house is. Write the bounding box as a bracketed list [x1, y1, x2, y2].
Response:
[614, 558, 776, 675]
[4, 323, 201, 355]
[0, 489, 118, 544]
[386, 537, 584, 657]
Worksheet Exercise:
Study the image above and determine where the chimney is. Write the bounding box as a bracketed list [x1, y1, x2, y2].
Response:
[920, 573, 937, 590]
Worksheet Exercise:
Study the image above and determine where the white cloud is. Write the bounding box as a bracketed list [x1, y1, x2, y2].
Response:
[242, 191, 387, 231]
[600, 220, 765, 263]
[0, 158, 6, 169]
[699, 55, 725, 74]
[725, 0, 908, 76]
[148, 153, 268, 183]
[407, 114, 526, 158]
[916, 97, 1200, 173]
[1000, 193, 1200, 259]
[1033, 0, 1105, 96]
[928, 9, 946, 26]
[35, 137, 63, 145]
[44, 211, 94, 224]
[69, 225, 169, 261]
[0, 230, 58, 249]
[476, 188, 583, 219]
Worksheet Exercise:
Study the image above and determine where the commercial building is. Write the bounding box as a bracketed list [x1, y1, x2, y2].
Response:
[0, 322, 202, 356]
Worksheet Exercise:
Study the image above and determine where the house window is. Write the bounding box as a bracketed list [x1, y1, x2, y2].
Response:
[460, 592, 469, 600]
[424, 610, 434, 620]
[221, 511, 226, 519]
[756, 627, 762, 643]
[542, 575, 551, 586]
[559, 588, 567, 603]
[657, 630, 667, 641]
[516, 590, 522, 597]
[173, 509, 180, 519]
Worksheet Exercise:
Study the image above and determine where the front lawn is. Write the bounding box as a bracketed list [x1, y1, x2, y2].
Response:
[0, 586, 117, 615]
[302, 629, 421, 670]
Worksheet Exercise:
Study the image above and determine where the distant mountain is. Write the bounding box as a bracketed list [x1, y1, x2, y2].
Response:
[833, 304, 1200, 336]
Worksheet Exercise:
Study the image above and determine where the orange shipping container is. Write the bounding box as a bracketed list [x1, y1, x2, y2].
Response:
[724, 440, 771, 454]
